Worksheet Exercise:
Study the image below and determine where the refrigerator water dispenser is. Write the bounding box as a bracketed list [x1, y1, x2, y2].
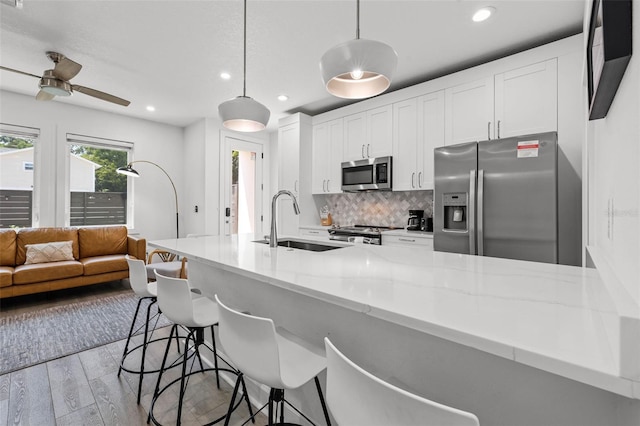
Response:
[443, 193, 468, 231]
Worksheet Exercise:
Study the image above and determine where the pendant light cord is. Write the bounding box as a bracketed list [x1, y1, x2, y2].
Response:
[355, 0, 360, 39]
[243, 0, 247, 97]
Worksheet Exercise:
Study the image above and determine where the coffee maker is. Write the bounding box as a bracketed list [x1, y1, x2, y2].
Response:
[407, 210, 424, 231]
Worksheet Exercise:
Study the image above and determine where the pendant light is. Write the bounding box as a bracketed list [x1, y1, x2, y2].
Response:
[218, 0, 270, 132]
[319, 0, 397, 99]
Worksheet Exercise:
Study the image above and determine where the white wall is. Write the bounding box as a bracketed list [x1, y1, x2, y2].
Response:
[183, 118, 206, 236]
[585, 8, 640, 305]
[0, 90, 184, 240]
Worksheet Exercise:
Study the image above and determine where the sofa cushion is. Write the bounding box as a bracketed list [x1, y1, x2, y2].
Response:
[13, 261, 83, 285]
[16, 228, 79, 265]
[0, 229, 17, 266]
[0, 266, 13, 287]
[25, 241, 74, 264]
[81, 254, 128, 276]
[79, 226, 128, 259]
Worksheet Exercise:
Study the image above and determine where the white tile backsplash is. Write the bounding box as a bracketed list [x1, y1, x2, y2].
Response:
[323, 190, 433, 228]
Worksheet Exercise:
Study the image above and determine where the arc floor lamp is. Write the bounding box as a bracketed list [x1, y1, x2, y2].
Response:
[117, 160, 179, 239]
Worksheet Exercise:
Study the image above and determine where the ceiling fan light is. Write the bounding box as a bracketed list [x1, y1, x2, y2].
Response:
[320, 38, 397, 99]
[219, 96, 270, 132]
[39, 76, 72, 96]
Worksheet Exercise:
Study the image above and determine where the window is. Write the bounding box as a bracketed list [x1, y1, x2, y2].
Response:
[0, 124, 40, 229]
[66, 134, 132, 227]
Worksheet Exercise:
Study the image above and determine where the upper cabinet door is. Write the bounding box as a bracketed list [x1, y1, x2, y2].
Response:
[278, 123, 300, 194]
[417, 90, 445, 190]
[392, 98, 419, 191]
[326, 119, 344, 194]
[343, 112, 367, 160]
[445, 76, 494, 145]
[366, 105, 393, 158]
[494, 59, 557, 138]
[312, 122, 330, 194]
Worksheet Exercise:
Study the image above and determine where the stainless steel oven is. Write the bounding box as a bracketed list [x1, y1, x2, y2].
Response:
[341, 156, 392, 192]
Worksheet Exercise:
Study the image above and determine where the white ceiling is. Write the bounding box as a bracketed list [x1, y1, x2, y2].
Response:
[0, 1, 585, 130]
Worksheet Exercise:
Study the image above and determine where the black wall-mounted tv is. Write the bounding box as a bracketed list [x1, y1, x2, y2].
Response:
[586, 0, 632, 120]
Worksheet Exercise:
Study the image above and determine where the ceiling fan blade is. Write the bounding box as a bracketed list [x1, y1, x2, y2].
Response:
[0, 65, 41, 79]
[72, 85, 130, 107]
[36, 90, 55, 101]
[52, 56, 82, 81]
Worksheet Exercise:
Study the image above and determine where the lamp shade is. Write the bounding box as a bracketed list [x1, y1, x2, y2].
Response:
[116, 165, 140, 177]
[218, 96, 270, 132]
[320, 38, 398, 99]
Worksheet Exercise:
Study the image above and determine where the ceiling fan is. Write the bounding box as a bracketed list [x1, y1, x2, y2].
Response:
[0, 51, 130, 106]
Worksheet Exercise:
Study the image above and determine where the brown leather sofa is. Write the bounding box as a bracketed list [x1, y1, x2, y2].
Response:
[0, 226, 146, 299]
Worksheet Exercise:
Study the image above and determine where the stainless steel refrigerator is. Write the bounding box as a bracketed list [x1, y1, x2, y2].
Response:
[434, 131, 558, 264]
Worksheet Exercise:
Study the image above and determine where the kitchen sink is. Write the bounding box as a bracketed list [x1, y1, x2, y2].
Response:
[253, 239, 344, 252]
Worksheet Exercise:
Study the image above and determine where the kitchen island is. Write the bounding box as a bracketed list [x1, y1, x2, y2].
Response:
[149, 234, 640, 425]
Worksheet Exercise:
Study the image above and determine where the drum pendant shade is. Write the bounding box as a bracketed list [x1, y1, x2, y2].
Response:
[218, 0, 269, 132]
[219, 96, 270, 132]
[320, 38, 397, 99]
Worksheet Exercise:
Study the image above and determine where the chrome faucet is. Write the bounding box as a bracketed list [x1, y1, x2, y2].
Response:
[270, 190, 300, 248]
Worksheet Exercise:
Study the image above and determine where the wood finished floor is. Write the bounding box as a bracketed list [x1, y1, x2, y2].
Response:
[0, 281, 268, 426]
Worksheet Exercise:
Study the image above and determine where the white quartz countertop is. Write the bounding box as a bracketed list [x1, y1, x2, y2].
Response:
[149, 234, 639, 399]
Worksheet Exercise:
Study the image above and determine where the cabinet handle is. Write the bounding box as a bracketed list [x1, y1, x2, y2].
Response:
[294, 180, 298, 193]
[418, 172, 422, 188]
[309, 230, 320, 234]
[322, 180, 326, 192]
[327, 179, 330, 192]
[361, 145, 365, 158]
[487, 122, 491, 140]
[399, 238, 416, 243]
[367, 144, 370, 158]
[411, 172, 415, 188]
[497, 120, 501, 139]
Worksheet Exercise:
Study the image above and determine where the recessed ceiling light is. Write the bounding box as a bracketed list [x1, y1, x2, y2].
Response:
[220, 72, 231, 80]
[277, 95, 289, 101]
[472, 7, 495, 23]
[146, 106, 155, 112]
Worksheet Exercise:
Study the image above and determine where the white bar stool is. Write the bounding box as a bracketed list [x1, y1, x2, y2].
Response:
[215, 295, 331, 426]
[119, 256, 179, 404]
[148, 274, 252, 426]
[324, 337, 480, 426]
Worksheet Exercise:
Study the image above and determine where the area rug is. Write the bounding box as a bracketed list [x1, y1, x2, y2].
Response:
[0, 291, 172, 376]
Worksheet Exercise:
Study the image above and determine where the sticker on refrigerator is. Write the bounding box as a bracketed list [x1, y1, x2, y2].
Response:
[517, 140, 539, 158]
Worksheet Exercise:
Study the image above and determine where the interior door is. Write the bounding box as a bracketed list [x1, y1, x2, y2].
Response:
[222, 136, 263, 236]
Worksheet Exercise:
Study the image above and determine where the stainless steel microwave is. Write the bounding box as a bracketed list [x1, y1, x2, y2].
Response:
[341, 156, 392, 192]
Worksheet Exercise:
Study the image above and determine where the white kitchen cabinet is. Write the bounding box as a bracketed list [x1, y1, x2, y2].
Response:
[344, 105, 392, 161]
[445, 59, 557, 145]
[392, 91, 445, 191]
[445, 76, 494, 145]
[494, 58, 557, 138]
[312, 118, 343, 194]
[299, 227, 330, 239]
[384, 234, 433, 249]
[278, 115, 311, 236]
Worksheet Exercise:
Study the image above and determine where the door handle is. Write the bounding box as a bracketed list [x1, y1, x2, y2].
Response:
[361, 145, 365, 158]
[497, 120, 501, 139]
[477, 169, 484, 256]
[411, 172, 415, 188]
[487, 122, 491, 140]
[327, 179, 330, 192]
[469, 170, 476, 255]
[294, 180, 298, 193]
[322, 180, 326, 192]
[367, 144, 370, 158]
[418, 172, 422, 188]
